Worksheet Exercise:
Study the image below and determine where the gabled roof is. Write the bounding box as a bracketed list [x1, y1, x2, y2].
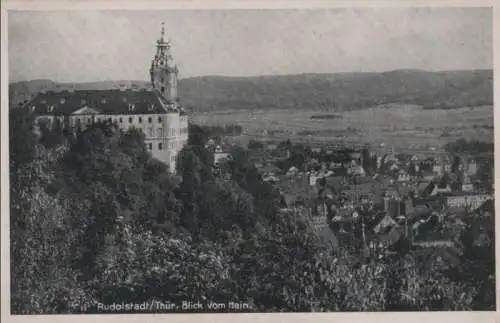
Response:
[27, 89, 181, 116]
[378, 226, 404, 245]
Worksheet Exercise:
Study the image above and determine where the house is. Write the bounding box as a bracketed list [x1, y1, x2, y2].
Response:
[349, 151, 362, 163]
[263, 174, 280, 183]
[426, 176, 454, 196]
[457, 155, 478, 176]
[287, 166, 299, 176]
[432, 164, 443, 176]
[461, 174, 474, 192]
[420, 169, 435, 181]
[413, 246, 462, 271]
[374, 226, 404, 249]
[384, 186, 401, 200]
[396, 169, 411, 182]
[386, 160, 399, 171]
[372, 213, 398, 234]
[310, 214, 329, 230]
[445, 193, 491, 211]
[348, 165, 366, 177]
[213, 145, 232, 166]
[467, 159, 478, 176]
[417, 181, 433, 197]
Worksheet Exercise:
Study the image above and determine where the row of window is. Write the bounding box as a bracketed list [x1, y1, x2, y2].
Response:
[73, 115, 164, 124]
[146, 140, 182, 151]
[105, 116, 164, 124]
[72, 117, 188, 138]
[147, 142, 164, 151]
[74, 116, 187, 127]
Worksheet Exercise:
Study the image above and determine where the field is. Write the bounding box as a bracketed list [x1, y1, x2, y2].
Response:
[191, 104, 494, 151]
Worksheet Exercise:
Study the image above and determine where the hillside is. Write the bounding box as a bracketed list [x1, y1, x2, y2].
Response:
[9, 69, 493, 111]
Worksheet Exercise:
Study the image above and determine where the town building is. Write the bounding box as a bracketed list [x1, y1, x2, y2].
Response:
[28, 23, 188, 173]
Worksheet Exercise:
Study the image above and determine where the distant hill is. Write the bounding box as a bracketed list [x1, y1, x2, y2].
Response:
[9, 69, 493, 111]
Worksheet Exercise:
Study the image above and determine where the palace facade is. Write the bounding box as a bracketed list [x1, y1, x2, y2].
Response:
[27, 23, 188, 173]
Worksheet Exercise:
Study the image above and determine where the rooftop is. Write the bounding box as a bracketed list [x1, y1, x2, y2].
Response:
[27, 89, 184, 116]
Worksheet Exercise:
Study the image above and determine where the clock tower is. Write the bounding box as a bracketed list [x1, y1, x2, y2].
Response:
[150, 22, 179, 107]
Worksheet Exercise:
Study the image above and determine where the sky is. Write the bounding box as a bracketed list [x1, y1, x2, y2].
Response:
[8, 8, 493, 83]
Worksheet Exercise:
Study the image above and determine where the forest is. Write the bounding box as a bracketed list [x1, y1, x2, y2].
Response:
[10, 69, 493, 112]
[9, 106, 495, 314]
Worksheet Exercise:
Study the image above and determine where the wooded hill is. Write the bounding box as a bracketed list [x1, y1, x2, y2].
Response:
[9, 69, 493, 112]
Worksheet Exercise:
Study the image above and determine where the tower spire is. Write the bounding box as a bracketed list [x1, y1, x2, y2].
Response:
[160, 22, 165, 42]
[150, 21, 178, 104]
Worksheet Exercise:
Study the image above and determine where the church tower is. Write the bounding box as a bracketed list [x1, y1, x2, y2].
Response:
[150, 22, 179, 107]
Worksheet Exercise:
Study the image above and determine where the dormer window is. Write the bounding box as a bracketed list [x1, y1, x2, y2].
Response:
[60, 98, 66, 104]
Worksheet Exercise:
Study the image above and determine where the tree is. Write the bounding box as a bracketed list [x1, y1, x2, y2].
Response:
[94, 223, 232, 312]
[11, 144, 88, 314]
[9, 107, 36, 170]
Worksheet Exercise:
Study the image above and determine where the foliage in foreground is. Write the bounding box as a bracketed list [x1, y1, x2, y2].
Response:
[9, 113, 495, 313]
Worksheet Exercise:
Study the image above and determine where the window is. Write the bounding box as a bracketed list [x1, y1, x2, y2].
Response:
[97, 117, 101, 122]
[129, 117, 133, 123]
[158, 117, 162, 123]
[108, 118, 112, 123]
[158, 143, 163, 150]
[139, 117, 143, 123]
[148, 127, 153, 137]
[148, 143, 153, 150]
[148, 117, 152, 123]
[119, 117, 123, 123]
[157, 128, 163, 137]
[87, 118, 91, 124]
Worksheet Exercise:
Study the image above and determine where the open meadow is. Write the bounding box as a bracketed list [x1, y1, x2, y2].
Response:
[191, 104, 494, 151]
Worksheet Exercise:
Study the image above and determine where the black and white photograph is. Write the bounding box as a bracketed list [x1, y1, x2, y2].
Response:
[1, 1, 497, 319]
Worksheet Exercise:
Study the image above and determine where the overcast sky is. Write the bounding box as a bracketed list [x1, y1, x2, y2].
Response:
[8, 8, 492, 83]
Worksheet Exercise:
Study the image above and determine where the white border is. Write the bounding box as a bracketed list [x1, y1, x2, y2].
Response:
[1, 1, 498, 323]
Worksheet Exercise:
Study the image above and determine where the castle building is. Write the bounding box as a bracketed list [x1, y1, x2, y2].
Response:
[27, 23, 188, 173]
